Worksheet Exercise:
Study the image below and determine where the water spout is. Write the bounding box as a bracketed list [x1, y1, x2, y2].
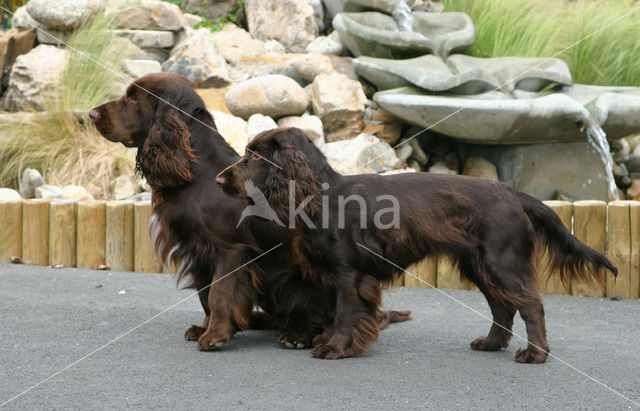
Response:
[393, 0, 414, 32]
[585, 124, 619, 201]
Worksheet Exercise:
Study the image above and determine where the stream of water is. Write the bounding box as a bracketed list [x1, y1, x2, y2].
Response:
[392, 0, 414, 32]
[586, 125, 619, 200]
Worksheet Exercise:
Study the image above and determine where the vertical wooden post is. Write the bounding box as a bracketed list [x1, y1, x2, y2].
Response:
[537, 201, 572, 295]
[106, 201, 134, 271]
[405, 256, 437, 288]
[49, 200, 77, 267]
[629, 202, 640, 299]
[0, 200, 22, 262]
[22, 199, 50, 266]
[393, 273, 404, 286]
[572, 200, 606, 297]
[134, 201, 162, 273]
[76, 200, 106, 268]
[605, 201, 639, 299]
[436, 256, 468, 290]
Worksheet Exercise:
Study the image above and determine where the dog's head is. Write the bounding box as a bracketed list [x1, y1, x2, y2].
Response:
[90, 73, 208, 189]
[216, 128, 326, 226]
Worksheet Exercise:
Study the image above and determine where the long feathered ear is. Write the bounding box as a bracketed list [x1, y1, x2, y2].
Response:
[137, 105, 195, 189]
[264, 133, 321, 227]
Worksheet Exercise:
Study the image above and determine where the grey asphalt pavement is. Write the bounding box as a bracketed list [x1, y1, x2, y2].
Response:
[1, 262, 639, 410]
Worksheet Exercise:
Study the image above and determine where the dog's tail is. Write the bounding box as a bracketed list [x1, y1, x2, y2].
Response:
[516, 190, 617, 287]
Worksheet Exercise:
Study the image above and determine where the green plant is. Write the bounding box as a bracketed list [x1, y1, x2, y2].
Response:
[0, 11, 135, 196]
[443, 0, 640, 86]
[194, 0, 244, 32]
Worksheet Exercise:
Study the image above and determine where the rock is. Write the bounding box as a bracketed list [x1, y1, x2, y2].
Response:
[61, 185, 94, 201]
[413, 0, 445, 13]
[196, 87, 232, 113]
[85, 183, 103, 198]
[307, 0, 325, 32]
[210, 24, 269, 66]
[1, 28, 37, 91]
[245, 0, 318, 53]
[113, 30, 175, 49]
[264, 40, 286, 54]
[311, 72, 367, 118]
[182, 0, 246, 26]
[0, 188, 22, 202]
[121, 59, 161, 78]
[321, 133, 401, 174]
[3, 45, 68, 111]
[211, 110, 248, 154]
[162, 28, 231, 88]
[27, 0, 103, 31]
[305, 32, 346, 55]
[247, 114, 278, 141]
[428, 161, 457, 175]
[183, 13, 202, 28]
[225, 75, 309, 120]
[462, 157, 498, 181]
[125, 192, 152, 202]
[323, 110, 365, 142]
[395, 143, 413, 163]
[611, 138, 630, 156]
[116, 1, 185, 31]
[626, 179, 640, 200]
[12, 8, 71, 45]
[19, 168, 45, 198]
[35, 184, 64, 199]
[112, 175, 138, 200]
[311, 72, 367, 141]
[278, 113, 325, 145]
[333, 11, 474, 59]
[409, 139, 429, 166]
[290, 53, 334, 82]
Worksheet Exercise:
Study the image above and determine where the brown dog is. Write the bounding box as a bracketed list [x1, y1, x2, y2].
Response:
[216, 127, 617, 362]
[89, 73, 411, 352]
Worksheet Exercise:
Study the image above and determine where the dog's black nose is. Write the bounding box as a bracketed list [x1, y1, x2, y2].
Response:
[89, 109, 100, 122]
[215, 175, 226, 187]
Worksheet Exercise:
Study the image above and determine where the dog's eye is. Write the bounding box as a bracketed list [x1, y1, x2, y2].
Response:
[240, 159, 248, 168]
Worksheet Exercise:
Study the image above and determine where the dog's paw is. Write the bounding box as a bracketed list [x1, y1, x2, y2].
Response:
[184, 325, 206, 341]
[514, 347, 548, 364]
[279, 332, 312, 349]
[311, 343, 346, 359]
[197, 329, 232, 351]
[470, 337, 502, 351]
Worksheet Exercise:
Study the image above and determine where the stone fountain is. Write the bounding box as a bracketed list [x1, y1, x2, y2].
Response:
[331, 0, 640, 200]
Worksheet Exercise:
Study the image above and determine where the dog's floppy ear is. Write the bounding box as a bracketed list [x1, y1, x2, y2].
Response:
[263, 129, 321, 226]
[137, 105, 195, 189]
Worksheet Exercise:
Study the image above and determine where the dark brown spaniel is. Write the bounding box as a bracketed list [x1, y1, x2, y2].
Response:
[90, 73, 411, 352]
[216, 127, 617, 362]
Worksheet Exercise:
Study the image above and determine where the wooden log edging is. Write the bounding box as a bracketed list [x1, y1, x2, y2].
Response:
[0, 199, 639, 299]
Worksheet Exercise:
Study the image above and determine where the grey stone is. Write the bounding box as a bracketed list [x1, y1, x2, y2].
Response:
[121, 59, 161, 78]
[225, 75, 310, 120]
[395, 143, 413, 163]
[247, 114, 278, 141]
[305, 33, 346, 55]
[323, 0, 414, 18]
[19, 168, 45, 198]
[373, 87, 592, 144]
[183, 13, 202, 28]
[355, 54, 450, 91]
[582, 91, 640, 141]
[0, 188, 22, 202]
[428, 161, 457, 175]
[12, 6, 72, 45]
[321, 133, 400, 174]
[124, 191, 152, 202]
[290, 53, 334, 82]
[27, 0, 103, 31]
[307, 0, 325, 32]
[182, 0, 245, 26]
[278, 113, 325, 145]
[264, 40, 286, 54]
[323, 109, 365, 142]
[311, 71, 367, 118]
[35, 184, 64, 199]
[61, 185, 94, 201]
[113, 30, 175, 49]
[112, 175, 139, 200]
[333, 11, 474, 59]
[462, 157, 498, 181]
[465, 141, 609, 201]
[162, 28, 231, 88]
[3, 45, 68, 111]
[245, 0, 318, 53]
[115, 1, 185, 31]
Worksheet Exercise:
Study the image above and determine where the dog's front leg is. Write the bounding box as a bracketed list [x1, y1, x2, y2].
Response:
[311, 271, 380, 359]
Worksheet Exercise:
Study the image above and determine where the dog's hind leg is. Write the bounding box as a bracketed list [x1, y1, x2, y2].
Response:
[514, 294, 549, 364]
[470, 292, 516, 351]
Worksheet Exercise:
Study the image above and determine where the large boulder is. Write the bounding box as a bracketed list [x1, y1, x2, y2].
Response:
[121, 59, 161, 78]
[211, 110, 248, 155]
[11, 6, 72, 45]
[113, 30, 175, 48]
[247, 113, 278, 141]
[278, 113, 325, 145]
[27, 0, 104, 31]
[162, 28, 231, 88]
[290, 53, 333, 82]
[182, 0, 246, 26]
[225, 74, 309, 120]
[116, 0, 186, 31]
[245, 0, 318, 53]
[3, 45, 68, 111]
